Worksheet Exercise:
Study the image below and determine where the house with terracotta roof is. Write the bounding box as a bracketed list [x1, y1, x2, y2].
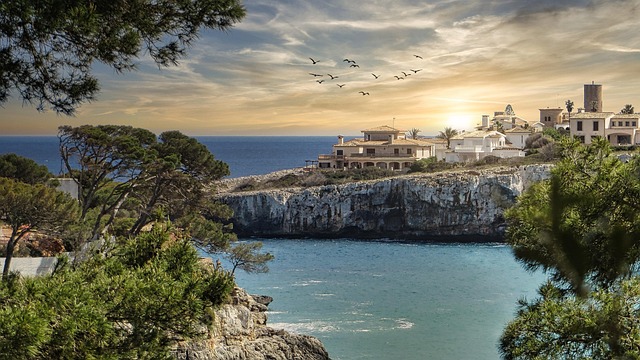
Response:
[445, 130, 525, 163]
[317, 126, 438, 171]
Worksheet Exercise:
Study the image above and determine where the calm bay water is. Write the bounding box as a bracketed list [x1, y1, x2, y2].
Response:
[220, 239, 546, 360]
[0, 135, 547, 359]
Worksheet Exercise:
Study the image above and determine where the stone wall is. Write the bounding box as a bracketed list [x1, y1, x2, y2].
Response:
[218, 165, 552, 240]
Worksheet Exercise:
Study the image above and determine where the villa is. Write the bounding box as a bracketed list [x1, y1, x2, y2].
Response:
[317, 126, 439, 171]
[541, 83, 640, 145]
[445, 130, 525, 163]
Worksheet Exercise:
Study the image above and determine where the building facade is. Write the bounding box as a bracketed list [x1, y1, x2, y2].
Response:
[445, 130, 525, 163]
[317, 126, 437, 171]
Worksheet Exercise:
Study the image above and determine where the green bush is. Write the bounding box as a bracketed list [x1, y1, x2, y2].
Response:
[0, 227, 235, 359]
[409, 157, 454, 173]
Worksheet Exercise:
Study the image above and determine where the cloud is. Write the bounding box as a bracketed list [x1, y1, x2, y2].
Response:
[4, 0, 640, 136]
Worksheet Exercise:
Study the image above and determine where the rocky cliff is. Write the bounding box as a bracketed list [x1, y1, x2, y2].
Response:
[173, 287, 330, 360]
[218, 165, 552, 240]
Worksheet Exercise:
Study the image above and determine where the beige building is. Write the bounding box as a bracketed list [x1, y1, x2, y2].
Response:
[567, 83, 640, 145]
[317, 126, 438, 171]
[570, 111, 640, 145]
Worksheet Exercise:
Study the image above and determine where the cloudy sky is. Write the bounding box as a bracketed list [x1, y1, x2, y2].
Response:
[3, 0, 640, 136]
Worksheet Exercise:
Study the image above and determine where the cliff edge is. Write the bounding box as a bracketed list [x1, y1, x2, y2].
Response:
[218, 165, 551, 240]
[173, 287, 330, 360]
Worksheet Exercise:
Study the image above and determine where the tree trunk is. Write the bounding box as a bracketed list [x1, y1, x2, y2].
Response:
[2, 235, 18, 279]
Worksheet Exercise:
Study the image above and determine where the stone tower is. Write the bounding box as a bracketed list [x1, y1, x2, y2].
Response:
[584, 82, 603, 112]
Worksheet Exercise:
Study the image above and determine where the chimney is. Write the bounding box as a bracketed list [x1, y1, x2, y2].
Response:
[338, 135, 344, 145]
[482, 115, 489, 128]
[388, 134, 394, 144]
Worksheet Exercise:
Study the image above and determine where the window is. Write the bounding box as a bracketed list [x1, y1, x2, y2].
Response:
[626, 121, 630, 127]
[611, 122, 615, 127]
[593, 121, 599, 131]
[394, 148, 399, 155]
[366, 148, 375, 155]
[577, 121, 583, 131]
[619, 121, 623, 126]
[407, 149, 412, 155]
[577, 136, 585, 143]
[633, 121, 637, 127]
[336, 150, 343, 155]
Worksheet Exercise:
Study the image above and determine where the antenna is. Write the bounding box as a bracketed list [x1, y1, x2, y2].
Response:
[393, 117, 396, 129]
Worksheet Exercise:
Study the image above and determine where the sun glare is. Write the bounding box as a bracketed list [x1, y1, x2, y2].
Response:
[446, 114, 476, 131]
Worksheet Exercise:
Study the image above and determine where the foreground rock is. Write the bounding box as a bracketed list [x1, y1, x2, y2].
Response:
[173, 287, 330, 360]
[218, 165, 551, 240]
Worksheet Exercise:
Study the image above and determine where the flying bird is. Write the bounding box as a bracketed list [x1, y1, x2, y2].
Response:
[359, 91, 370, 95]
[337, 84, 345, 88]
[343, 58, 352, 63]
[394, 76, 404, 80]
[402, 71, 410, 77]
[316, 79, 325, 84]
[350, 64, 360, 68]
[371, 73, 380, 79]
[327, 74, 339, 79]
[414, 54, 423, 59]
[309, 57, 319, 64]
[309, 73, 323, 77]
[411, 69, 422, 73]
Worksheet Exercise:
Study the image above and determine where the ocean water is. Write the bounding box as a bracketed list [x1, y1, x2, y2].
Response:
[220, 239, 546, 360]
[0, 136, 547, 359]
[0, 135, 338, 178]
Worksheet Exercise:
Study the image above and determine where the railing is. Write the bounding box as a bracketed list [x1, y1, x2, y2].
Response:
[453, 145, 484, 153]
[317, 154, 344, 160]
[348, 153, 414, 158]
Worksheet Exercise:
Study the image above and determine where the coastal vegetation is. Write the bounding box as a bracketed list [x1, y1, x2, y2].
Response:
[500, 138, 640, 358]
[0, 226, 235, 359]
[0, 126, 277, 358]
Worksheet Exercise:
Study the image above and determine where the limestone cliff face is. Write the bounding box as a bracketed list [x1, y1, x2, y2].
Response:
[218, 165, 551, 240]
[173, 287, 330, 360]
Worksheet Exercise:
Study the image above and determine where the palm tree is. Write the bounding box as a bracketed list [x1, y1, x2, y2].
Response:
[620, 104, 634, 114]
[407, 128, 421, 139]
[436, 127, 459, 149]
[565, 99, 574, 121]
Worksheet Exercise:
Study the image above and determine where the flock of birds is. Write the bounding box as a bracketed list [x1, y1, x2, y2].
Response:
[306, 55, 424, 96]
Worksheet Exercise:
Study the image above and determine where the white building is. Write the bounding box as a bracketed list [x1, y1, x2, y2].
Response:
[445, 130, 525, 163]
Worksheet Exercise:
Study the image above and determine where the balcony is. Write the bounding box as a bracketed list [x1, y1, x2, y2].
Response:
[348, 153, 414, 158]
[318, 154, 344, 160]
[452, 145, 484, 153]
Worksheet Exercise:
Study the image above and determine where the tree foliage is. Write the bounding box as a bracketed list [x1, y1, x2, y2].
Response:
[0, 154, 52, 184]
[621, 104, 635, 114]
[436, 127, 459, 149]
[0, 0, 246, 114]
[500, 138, 640, 358]
[565, 99, 574, 114]
[407, 128, 421, 139]
[0, 177, 78, 278]
[58, 125, 232, 246]
[225, 242, 274, 275]
[0, 226, 235, 359]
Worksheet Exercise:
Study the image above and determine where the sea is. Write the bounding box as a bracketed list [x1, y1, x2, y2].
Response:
[0, 135, 547, 359]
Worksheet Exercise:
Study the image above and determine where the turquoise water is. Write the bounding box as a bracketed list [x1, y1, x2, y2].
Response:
[219, 239, 547, 360]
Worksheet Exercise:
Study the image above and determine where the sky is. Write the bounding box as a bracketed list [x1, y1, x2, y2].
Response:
[2, 0, 640, 137]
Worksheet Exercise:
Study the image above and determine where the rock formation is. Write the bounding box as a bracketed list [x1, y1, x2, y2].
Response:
[173, 287, 330, 360]
[218, 165, 551, 240]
